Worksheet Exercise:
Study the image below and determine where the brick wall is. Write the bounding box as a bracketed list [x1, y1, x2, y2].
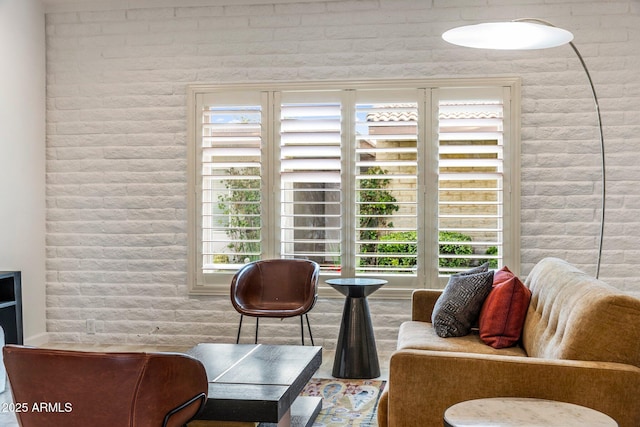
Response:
[45, 0, 640, 350]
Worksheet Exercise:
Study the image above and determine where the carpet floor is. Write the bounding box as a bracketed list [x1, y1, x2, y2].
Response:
[300, 378, 386, 427]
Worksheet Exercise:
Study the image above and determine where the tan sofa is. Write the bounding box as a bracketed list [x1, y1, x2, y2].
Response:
[377, 257, 640, 427]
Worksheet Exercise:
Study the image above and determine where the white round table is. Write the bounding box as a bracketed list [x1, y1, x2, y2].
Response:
[444, 397, 618, 427]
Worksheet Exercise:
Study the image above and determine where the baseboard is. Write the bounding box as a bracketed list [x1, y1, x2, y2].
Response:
[23, 332, 48, 346]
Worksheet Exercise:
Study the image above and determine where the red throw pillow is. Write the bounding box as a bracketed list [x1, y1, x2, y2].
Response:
[493, 265, 516, 286]
[479, 266, 531, 349]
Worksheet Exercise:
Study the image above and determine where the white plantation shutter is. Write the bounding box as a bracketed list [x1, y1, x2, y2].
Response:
[354, 92, 419, 275]
[436, 88, 507, 274]
[199, 92, 265, 273]
[188, 80, 519, 295]
[279, 93, 342, 269]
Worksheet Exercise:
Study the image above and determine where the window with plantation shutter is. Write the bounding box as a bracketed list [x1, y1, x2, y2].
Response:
[354, 93, 419, 275]
[197, 92, 264, 275]
[279, 93, 343, 270]
[188, 80, 520, 297]
[437, 88, 508, 277]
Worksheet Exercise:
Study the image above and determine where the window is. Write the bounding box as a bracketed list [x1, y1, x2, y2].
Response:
[188, 79, 520, 297]
[279, 92, 343, 270]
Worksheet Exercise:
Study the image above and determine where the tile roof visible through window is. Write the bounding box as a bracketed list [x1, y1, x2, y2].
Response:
[366, 104, 501, 122]
[367, 110, 418, 122]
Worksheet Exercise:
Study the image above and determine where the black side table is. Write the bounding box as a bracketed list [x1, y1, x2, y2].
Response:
[326, 278, 387, 379]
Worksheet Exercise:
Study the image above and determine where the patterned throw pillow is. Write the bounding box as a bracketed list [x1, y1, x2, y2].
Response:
[431, 263, 494, 338]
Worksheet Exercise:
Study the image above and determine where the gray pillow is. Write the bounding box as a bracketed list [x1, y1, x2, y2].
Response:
[432, 264, 494, 338]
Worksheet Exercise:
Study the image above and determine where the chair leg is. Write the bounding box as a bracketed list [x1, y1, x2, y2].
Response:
[305, 314, 314, 346]
[242, 315, 313, 346]
[255, 318, 259, 344]
[236, 315, 243, 344]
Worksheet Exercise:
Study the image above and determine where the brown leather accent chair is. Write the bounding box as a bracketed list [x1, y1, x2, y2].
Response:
[3, 345, 208, 427]
[230, 259, 320, 345]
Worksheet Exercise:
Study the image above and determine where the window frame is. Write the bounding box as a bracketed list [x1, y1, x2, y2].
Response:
[187, 78, 521, 298]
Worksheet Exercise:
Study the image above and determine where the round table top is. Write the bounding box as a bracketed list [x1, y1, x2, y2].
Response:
[325, 277, 388, 297]
[325, 278, 388, 286]
[444, 397, 618, 427]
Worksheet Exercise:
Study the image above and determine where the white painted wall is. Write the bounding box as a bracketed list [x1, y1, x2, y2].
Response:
[42, 0, 640, 350]
[0, 0, 47, 344]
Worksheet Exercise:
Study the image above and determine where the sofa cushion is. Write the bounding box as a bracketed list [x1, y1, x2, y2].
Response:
[479, 266, 531, 349]
[431, 264, 494, 338]
[523, 258, 640, 368]
[397, 321, 527, 357]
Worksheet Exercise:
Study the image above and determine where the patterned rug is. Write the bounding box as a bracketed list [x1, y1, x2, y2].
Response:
[300, 378, 386, 427]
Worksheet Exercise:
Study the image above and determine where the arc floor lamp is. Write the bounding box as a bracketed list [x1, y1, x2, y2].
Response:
[442, 19, 605, 278]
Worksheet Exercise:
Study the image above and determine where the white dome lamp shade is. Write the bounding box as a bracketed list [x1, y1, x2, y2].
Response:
[442, 19, 605, 279]
[441, 21, 574, 50]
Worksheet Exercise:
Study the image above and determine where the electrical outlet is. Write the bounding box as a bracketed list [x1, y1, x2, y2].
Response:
[86, 319, 96, 335]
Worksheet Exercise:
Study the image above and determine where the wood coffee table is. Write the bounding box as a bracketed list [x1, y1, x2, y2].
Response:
[186, 343, 322, 427]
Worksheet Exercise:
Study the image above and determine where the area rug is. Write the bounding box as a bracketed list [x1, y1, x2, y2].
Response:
[300, 378, 386, 427]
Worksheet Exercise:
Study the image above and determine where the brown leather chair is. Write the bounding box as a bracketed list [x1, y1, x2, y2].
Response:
[3, 345, 208, 427]
[230, 259, 320, 345]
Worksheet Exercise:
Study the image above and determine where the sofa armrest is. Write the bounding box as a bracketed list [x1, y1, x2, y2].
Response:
[411, 289, 442, 322]
[380, 349, 640, 427]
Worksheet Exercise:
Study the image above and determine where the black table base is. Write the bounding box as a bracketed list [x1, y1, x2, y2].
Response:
[327, 278, 387, 379]
[333, 295, 380, 379]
